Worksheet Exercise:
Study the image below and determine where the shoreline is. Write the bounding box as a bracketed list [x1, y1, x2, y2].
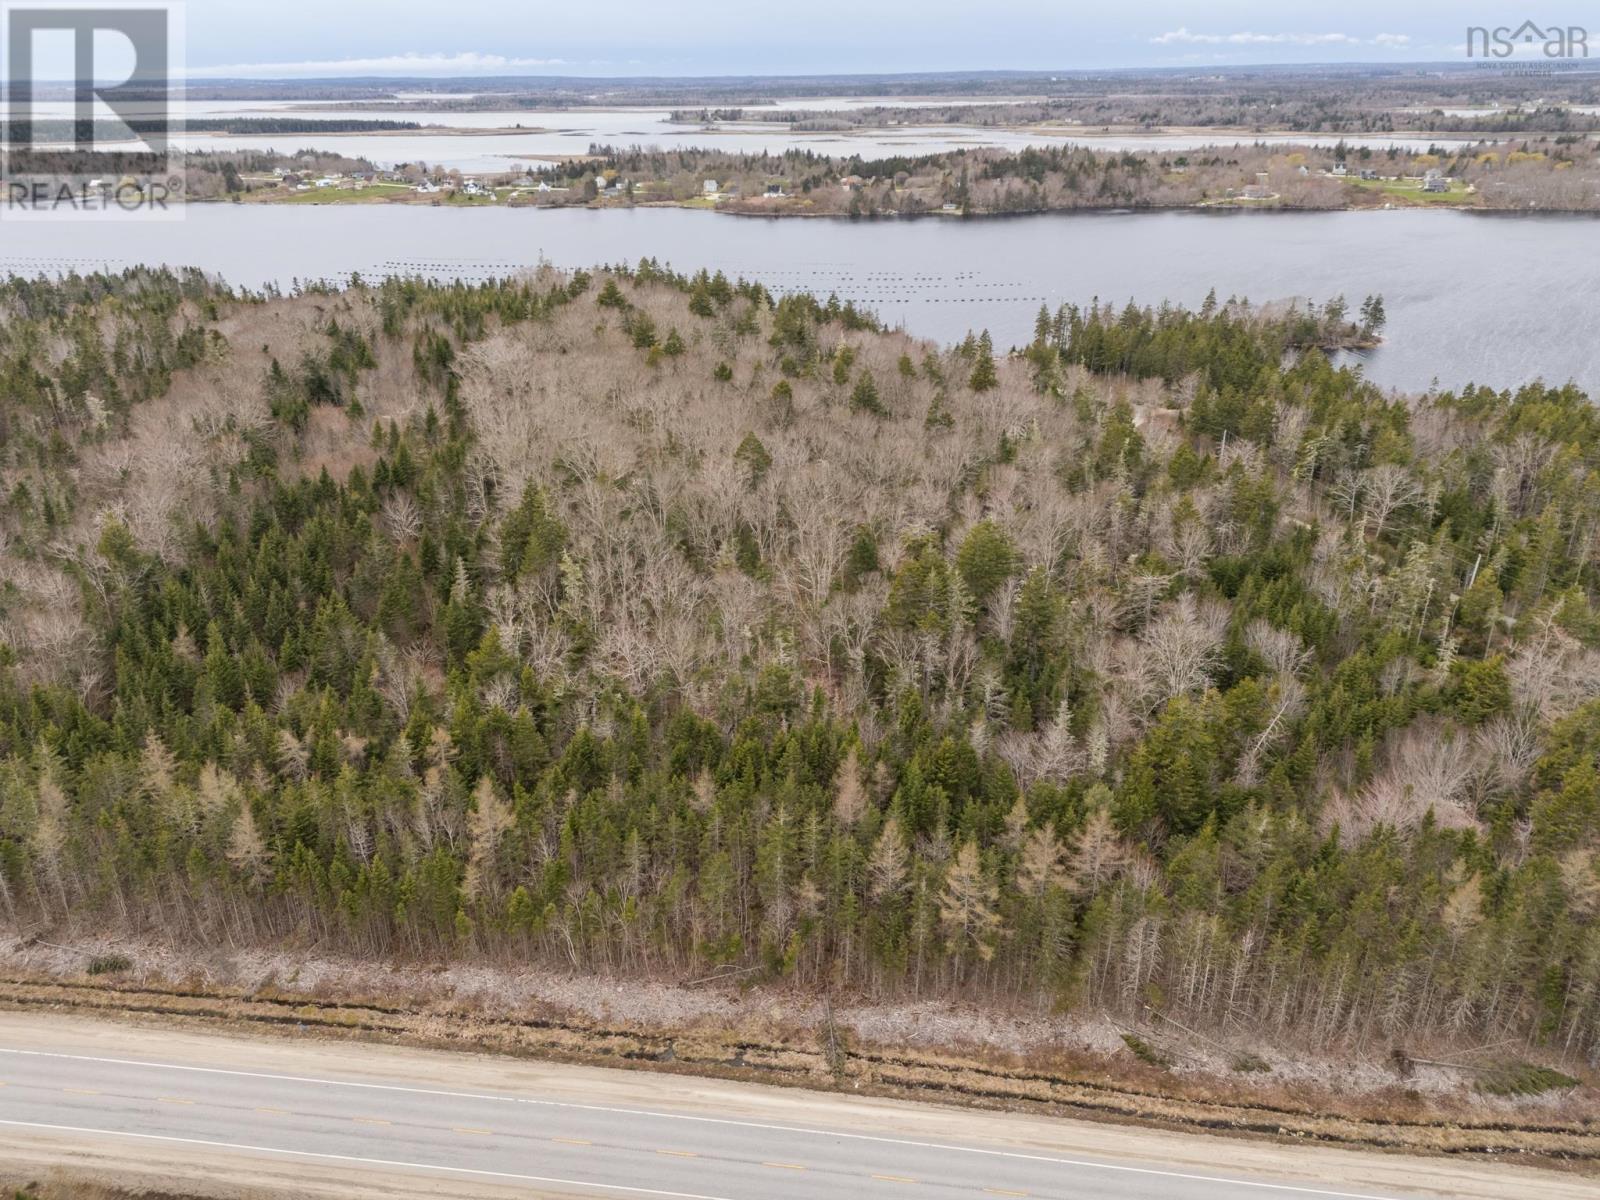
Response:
[192, 193, 1600, 219]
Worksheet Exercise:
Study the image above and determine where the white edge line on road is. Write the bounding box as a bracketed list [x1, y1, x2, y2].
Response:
[0, 1118, 738, 1200]
[0, 1047, 1405, 1200]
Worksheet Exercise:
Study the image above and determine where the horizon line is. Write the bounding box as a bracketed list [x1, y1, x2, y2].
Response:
[162, 59, 1587, 84]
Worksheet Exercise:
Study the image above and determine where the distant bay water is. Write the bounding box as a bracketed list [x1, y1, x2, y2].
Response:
[23, 98, 1481, 174]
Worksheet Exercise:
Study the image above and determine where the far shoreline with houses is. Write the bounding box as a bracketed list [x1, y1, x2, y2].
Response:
[185, 143, 1560, 216]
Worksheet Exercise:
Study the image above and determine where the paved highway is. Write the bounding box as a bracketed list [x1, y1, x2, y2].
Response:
[0, 1014, 1580, 1200]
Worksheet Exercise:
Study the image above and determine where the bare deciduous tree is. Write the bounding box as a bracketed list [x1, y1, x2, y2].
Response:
[1361, 464, 1424, 541]
[1137, 594, 1223, 707]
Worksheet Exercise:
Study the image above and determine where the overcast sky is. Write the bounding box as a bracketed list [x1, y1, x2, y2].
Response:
[32, 2, 1590, 78]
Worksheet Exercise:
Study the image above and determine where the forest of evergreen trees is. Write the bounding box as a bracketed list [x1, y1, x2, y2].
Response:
[0, 265, 1597, 1064]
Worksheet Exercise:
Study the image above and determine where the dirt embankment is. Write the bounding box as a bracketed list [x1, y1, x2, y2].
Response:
[0, 935, 1595, 1170]
[3, 1179, 208, 1200]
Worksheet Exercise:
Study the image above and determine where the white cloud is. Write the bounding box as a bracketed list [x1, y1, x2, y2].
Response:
[1150, 28, 1423, 49]
[185, 51, 570, 78]
[1151, 28, 1356, 47]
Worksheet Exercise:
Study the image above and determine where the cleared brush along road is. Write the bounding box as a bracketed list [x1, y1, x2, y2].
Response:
[0, 1013, 1583, 1200]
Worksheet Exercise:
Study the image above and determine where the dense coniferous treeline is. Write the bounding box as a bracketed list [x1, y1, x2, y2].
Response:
[0, 266, 1597, 1063]
[343, 67, 1600, 131]
[679, 100, 1600, 136]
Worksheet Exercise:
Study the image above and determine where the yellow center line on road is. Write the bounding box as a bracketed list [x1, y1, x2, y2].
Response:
[762, 1162, 807, 1171]
[352, 1117, 391, 1126]
[254, 1107, 286, 1115]
[656, 1149, 699, 1158]
[157, 1097, 194, 1106]
[62, 1088, 99, 1095]
[984, 1190, 1030, 1197]
[551, 1137, 592, 1146]
[872, 1175, 919, 1185]
[452, 1127, 493, 1136]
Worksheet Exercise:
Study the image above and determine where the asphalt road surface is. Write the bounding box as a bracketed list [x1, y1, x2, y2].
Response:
[0, 1014, 1581, 1200]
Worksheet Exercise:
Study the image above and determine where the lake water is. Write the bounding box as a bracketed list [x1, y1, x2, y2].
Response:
[3, 205, 1595, 395]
